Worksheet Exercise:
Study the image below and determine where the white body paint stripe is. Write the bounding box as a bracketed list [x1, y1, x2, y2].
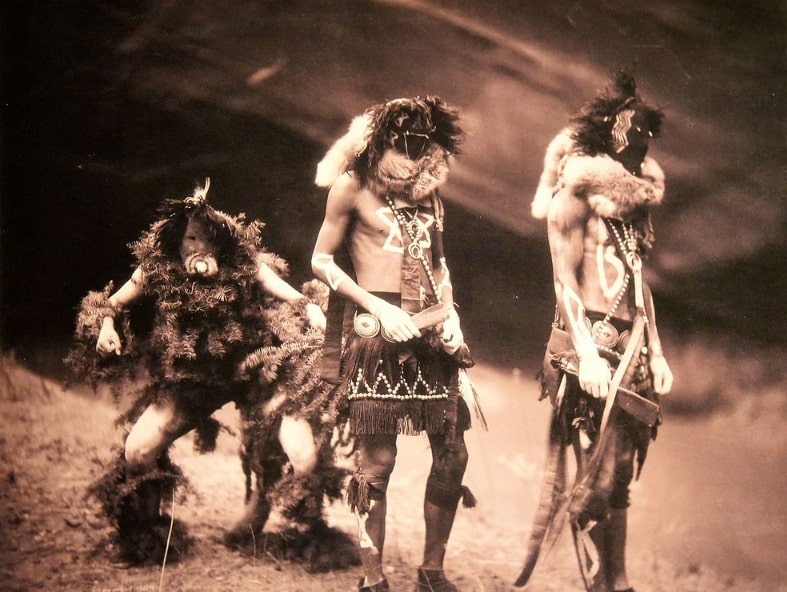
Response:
[312, 253, 346, 291]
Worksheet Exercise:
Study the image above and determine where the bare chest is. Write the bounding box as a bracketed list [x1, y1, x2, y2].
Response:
[582, 217, 634, 306]
[351, 192, 436, 257]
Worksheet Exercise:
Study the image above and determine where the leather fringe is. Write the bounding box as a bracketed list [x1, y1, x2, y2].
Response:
[349, 399, 449, 435]
[347, 473, 371, 514]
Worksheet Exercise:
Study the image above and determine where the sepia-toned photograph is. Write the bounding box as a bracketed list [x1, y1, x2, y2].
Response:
[1, 2, 784, 591]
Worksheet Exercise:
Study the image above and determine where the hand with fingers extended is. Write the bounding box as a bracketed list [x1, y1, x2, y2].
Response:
[372, 300, 421, 343]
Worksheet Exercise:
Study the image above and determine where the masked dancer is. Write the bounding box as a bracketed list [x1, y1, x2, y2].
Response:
[516, 72, 673, 592]
[66, 180, 343, 567]
[312, 96, 479, 592]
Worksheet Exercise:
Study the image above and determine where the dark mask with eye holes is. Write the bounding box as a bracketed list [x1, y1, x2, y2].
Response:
[569, 71, 664, 178]
[609, 102, 653, 175]
[387, 107, 434, 161]
[179, 216, 219, 277]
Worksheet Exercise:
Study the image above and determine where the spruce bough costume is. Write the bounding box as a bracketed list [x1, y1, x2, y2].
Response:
[66, 181, 351, 569]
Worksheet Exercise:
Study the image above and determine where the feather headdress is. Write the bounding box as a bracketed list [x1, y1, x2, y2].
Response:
[315, 96, 463, 189]
[531, 71, 665, 219]
[570, 71, 663, 160]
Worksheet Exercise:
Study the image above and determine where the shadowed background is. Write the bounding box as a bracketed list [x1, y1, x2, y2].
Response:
[2, 0, 784, 376]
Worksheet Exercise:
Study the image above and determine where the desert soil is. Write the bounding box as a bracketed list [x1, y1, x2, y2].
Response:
[0, 356, 784, 592]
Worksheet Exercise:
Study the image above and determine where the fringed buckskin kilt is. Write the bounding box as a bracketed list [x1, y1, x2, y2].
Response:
[339, 314, 470, 437]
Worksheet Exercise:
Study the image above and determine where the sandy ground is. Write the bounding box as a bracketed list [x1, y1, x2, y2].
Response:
[0, 356, 784, 592]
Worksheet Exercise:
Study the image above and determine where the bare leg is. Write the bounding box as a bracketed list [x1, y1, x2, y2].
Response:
[124, 400, 187, 473]
[355, 434, 397, 587]
[358, 495, 388, 585]
[422, 501, 457, 569]
[279, 415, 318, 474]
[113, 399, 193, 564]
[605, 508, 630, 591]
[264, 386, 319, 475]
[605, 424, 635, 591]
[413, 432, 469, 592]
[421, 433, 468, 569]
[124, 400, 189, 520]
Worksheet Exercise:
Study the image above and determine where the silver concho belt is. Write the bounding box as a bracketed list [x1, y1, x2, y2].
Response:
[353, 312, 381, 338]
[590, 320, 631, 352]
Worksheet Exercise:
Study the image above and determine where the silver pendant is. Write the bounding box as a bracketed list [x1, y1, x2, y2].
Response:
[625, 251, 642, 272]
[408, 242, 423, 259]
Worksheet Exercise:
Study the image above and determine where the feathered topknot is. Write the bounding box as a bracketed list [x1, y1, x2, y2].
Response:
[570, 70, 663, 157]
[152, 179, 261, 264]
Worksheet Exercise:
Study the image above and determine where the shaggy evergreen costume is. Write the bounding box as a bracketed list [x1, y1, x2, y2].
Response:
[67, 189, 353, 569]
[227, 282, 358, 571]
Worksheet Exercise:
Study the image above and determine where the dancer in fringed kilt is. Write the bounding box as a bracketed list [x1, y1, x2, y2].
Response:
[312, 96, 483, 592]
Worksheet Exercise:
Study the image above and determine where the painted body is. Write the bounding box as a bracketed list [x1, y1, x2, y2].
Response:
[311, 96, 469, 592]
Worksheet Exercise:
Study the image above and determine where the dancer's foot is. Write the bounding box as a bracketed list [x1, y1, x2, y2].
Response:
[358, 576, 391, 591]
[414, 567, 460, 592]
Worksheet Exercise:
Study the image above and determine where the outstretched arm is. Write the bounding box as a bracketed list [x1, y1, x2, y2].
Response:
[96, 267, 144, 357]
[548, 192, 611, 398]
[255, 260, 325, 331]
[311, 174, 419, 342]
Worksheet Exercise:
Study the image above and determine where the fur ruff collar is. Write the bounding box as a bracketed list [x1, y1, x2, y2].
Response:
[366, 146, 450, 202]
[315, 114, 372, 188]
[531, 129, 665, 221]
[559, 153, 664, 220]
[313, 113, 451, 202]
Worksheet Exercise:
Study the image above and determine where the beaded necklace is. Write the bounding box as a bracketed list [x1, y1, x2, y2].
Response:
[585, 218, 641, 358]
[384, 193, 441, 299]
[603, 217, 649, 323]
[606, 218, 639, 260]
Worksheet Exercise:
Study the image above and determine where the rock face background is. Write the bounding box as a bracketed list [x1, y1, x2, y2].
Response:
[2, 0, 784, 362]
